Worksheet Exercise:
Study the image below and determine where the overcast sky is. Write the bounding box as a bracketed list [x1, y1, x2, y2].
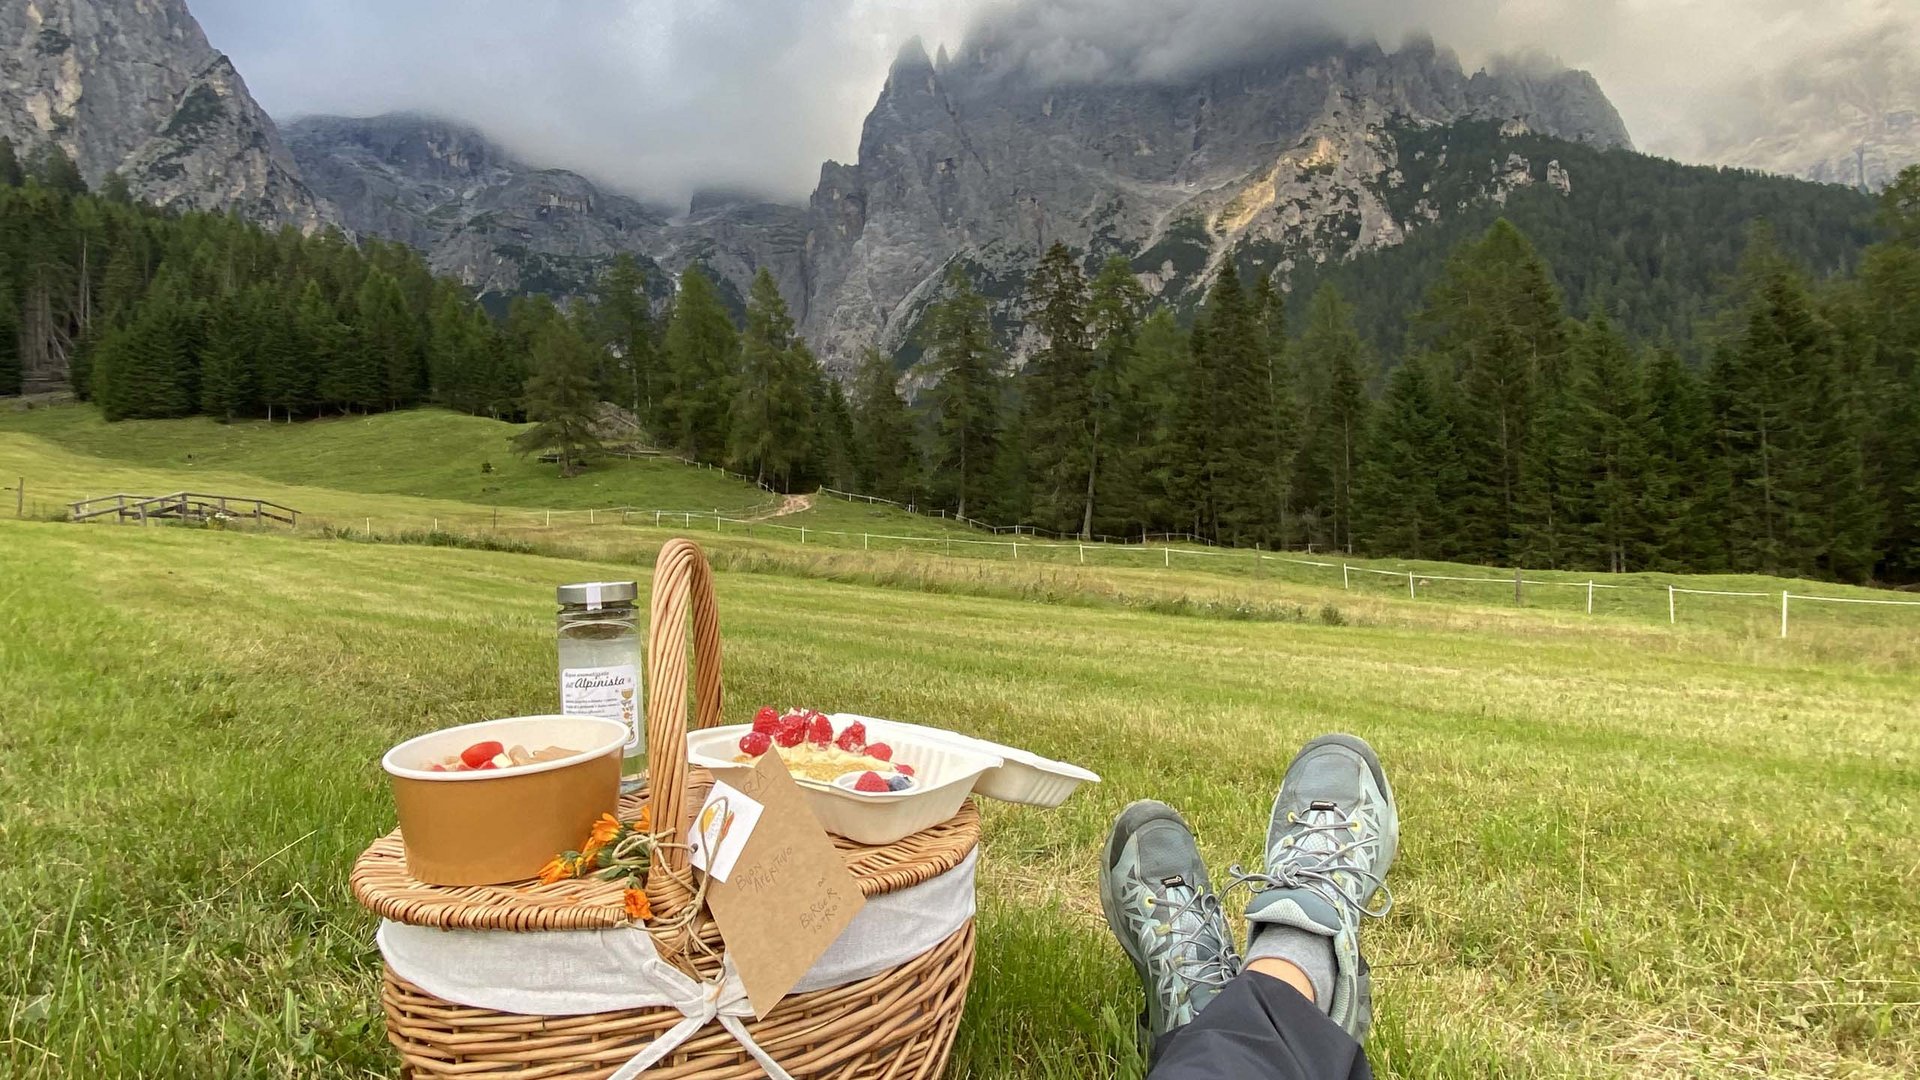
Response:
[191, 0, 1916, 208]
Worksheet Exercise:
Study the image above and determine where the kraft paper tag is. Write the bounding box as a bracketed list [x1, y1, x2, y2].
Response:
[703, 751, 866, 1018]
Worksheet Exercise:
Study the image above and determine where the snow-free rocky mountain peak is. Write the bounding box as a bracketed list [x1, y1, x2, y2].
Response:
[292, 36, 1630, 371]
[1, 0, 332, 231]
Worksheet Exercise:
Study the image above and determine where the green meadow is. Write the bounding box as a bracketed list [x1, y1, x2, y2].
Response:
[1, 406, 1916, 1078]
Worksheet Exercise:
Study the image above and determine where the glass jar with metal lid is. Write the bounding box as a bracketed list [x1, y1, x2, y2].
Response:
[556, 580, 644, 784]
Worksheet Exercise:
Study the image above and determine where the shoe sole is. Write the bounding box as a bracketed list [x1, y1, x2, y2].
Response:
[1098, 799, 1189, 1048]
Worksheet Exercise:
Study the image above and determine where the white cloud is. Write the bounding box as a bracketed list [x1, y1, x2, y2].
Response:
[189, 0, 1917, 203]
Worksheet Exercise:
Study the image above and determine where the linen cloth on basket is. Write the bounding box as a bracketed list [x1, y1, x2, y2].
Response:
[377, 848, 977, 1075]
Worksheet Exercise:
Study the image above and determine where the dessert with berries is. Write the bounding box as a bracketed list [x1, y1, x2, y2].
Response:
[734, 707, 916, 792]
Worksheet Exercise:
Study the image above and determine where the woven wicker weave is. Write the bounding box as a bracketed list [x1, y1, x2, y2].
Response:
[354, 538, 979, 1078]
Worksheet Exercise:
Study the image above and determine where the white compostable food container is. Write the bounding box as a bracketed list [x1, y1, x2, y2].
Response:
[832, 714, 1101, 808]
[685, 725, 1002, 846]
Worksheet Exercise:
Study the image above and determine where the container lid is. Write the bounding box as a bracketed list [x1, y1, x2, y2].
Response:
[557, 580, 638, 608]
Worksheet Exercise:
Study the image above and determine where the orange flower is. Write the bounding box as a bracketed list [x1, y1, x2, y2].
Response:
[591, 813, 625, 847]
[538, 852, 583, 885]
[623, 888, 652, 921]
[633, 805, 652, 832]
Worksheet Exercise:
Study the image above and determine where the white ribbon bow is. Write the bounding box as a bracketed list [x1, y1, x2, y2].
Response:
[606, 954, 793, 1080]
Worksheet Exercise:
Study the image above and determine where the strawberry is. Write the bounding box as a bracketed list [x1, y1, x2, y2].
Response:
[738, 731, 772, 756]
[853, 771, 891, 793]
[865, 742, 893, 762]
[460, 741, 504, 769]
[834, 721, 868, 755]
[806, 714, 834, 748]
[894, 762, 914, 776]
[774, 711, 809, 748]
[751, 706, 781, 734]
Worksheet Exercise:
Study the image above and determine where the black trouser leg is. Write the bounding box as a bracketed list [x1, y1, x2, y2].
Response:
[1147, 972, 1373, 1080]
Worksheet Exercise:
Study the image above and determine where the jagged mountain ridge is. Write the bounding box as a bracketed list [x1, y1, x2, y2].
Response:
[290, 37, 1629, 372]
[0, 0, 332, 230]
[801, 36, 1630, 368]
[284, 113, 812, 315]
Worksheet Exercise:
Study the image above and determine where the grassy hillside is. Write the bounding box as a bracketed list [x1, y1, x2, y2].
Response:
[2, 517, 1914, 1078]
[0, 406, 773, 512]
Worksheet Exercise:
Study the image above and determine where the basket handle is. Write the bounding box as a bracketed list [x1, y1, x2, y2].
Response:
[644, 538, 724, 901]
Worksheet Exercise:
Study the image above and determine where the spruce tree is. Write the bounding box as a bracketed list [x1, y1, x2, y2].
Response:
[512, 321, 604, 475]
[311, 282, 372, 413]
[590, 254, 658, 428]
[1574, 318, 1653, 572]
[1085, 257, 1152, 538]
[1642, 348, 1721, 570]
[1252, 272, 1302, 545]
[805, 365, 856, 491]
[0, 275, 19, 396]
[33, 145, 86, 196]
[0, 138, 21, 188]
[199, 290, 259, 421]
[660, 267, 737, 461]
[922, 265, 1002, 521]
[357, 268, 422, 410]
[1203, 263, 1282, 545]
[1354, 357, 1458, 559]
[1419, 219, 1570, 561]
[1124, 308, 1190, 535]
[849, 348, 919, 503]
[1293, 286, 1370, 553]
[1021, 242, 1095, 533]
[1168, 312, 1219, 538]
[727, 269, 814, 489]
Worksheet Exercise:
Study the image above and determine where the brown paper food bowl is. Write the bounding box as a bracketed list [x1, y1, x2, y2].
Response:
[381, 715, 627, 886]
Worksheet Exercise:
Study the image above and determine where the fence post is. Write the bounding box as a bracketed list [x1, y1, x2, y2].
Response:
[1408, 570, 1416, 600]
[14, 477, 20, 518]
[590, 508, 595, 524]
[366, 517, 372, 536]
[1078, 542, 1084, 565]
[863, 532, 869, 551]
[1586, 581, 1594, 615]
[684, 513, 691, 527]
[1164, 547, 1170, 568]
[1012, 541, 1019, 560]
[1780, 591, 1790, 639]
[432, 517, 438, 532]
[1668, 584, 1676, 625]
[1343, 565, 1351, 590]
[800, 527, 807, 545]
[545, 510, 551, 528]
[715, 512, 721, 532]
[1513, 567, 1522, 607]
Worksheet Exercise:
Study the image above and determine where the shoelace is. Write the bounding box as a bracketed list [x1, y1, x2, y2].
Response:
[1225, 808, 1394, 923]
[1151, 883, 1239, 989]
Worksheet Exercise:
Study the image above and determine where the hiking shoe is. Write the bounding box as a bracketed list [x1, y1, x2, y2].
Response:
[1233, 734, 1398, 1041]
[1099, 800, 1241, 1045]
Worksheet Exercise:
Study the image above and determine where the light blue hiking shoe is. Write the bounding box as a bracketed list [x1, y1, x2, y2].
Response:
[1099, 800, 1242, 1045]
[1233, 734, 1398, 1040]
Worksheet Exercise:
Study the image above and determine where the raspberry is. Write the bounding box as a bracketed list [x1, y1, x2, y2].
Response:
[886, 774, 913, 792]
[853, 771, 891, 793]
[865, 742, 893, 762]
[751, 706, 781, 734]
[738, 731, 772, 756]
[834, 721, 868, 755]
[806, 714, 834, 748]
[460, 741, 504, 769]
[894, 762, 914, 776]
[774, 711, 808, 748]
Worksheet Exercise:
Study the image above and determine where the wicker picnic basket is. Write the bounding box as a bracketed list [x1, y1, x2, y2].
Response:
[351, 538, 979, 1078]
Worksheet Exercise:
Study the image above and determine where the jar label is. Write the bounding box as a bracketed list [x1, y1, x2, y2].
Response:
[561, 664, 642, 752]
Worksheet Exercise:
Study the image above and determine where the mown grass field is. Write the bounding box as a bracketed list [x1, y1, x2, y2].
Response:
[2, 405, 1917, 1078]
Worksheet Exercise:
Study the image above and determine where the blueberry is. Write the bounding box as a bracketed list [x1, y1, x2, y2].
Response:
[887, 774, 913, 792]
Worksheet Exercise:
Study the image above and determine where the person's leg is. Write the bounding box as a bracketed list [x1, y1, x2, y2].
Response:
[1101, 734, 1399, 1078]
[1147, 970, 1372, 1080]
